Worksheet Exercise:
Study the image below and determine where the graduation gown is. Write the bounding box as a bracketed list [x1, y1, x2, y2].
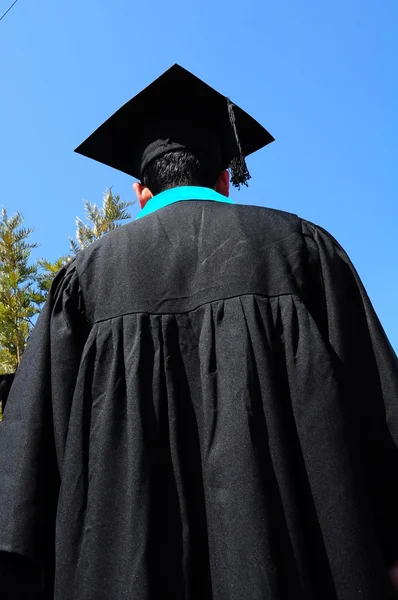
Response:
[0, 373, 15, 413]
[1, 197, 398, 600]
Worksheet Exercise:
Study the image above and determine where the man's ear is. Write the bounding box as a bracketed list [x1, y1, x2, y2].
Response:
[215, 170, 230, 197]
[133, 182, 154, 209]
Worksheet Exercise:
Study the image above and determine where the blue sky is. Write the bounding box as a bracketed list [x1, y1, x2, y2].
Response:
[1, 0, 397, 349]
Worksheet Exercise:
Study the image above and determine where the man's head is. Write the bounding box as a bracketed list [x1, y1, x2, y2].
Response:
[133, 150, 230, 209]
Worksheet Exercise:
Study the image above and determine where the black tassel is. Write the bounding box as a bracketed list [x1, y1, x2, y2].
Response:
[227, 99, 251, 189]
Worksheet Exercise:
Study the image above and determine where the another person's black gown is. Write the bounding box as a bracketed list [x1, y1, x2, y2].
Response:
[1, 200, 398, 599]
[0, 373, 14, 413]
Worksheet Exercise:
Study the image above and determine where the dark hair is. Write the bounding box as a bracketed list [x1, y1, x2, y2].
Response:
[141, 150, 221, 195]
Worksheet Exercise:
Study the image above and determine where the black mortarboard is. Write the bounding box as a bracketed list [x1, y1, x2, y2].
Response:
[75, 64, 274, 188]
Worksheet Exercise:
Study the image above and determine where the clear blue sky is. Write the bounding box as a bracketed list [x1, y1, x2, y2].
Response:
[1, 0, 397, 350]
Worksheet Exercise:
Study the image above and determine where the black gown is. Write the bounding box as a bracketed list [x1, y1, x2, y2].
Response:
[0, 373, 14, 412]
[0, 199, 397, 599]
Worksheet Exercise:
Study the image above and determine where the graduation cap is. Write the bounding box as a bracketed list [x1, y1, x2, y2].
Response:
[75, 64, 274, 188]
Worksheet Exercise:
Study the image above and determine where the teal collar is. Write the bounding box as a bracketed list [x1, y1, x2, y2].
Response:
[136, 186, 233, 219]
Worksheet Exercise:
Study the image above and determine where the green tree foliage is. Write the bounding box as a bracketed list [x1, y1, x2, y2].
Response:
[0, 209, 44, 373]
[36, 256, 72, 295]
[70, 187, 133, 253]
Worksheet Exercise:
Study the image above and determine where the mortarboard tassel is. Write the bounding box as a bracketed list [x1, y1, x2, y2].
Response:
[227, 99, 252, 189]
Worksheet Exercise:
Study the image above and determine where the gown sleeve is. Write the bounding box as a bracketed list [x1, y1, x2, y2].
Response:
[0, 260, 88, 598]
[303, 220, 398, 564]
